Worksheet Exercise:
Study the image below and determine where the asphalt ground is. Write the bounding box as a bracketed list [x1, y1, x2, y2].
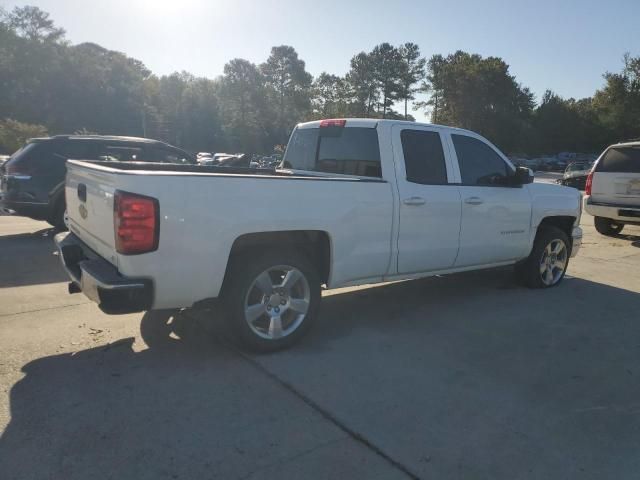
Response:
[1, 203, 639, 479]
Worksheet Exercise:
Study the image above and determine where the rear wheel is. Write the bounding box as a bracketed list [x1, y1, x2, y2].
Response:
[594, 216, 624, 236]
[223, 249, 321, 352]
[517, 226, 570, 288]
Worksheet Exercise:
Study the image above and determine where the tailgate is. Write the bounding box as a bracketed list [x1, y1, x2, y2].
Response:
[591, 172, 640, 207]
[66, 161, 119, 266]
[591, 146, 640, 207]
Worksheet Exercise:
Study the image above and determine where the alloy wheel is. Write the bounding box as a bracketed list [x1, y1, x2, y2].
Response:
[539, 239, 568, 286]
[243, 265, 311, 340]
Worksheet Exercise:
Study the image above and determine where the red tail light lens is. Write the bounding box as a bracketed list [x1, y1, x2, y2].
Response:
[114, 190, 159, 254]
[319, 119, 346, 128]
[5, 162, 33, 176]
[585, 171, 594, 195]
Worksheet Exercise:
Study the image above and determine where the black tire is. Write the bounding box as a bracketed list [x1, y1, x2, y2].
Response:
[516, 226, 570, 289]
[594, 216, 624, 236]
[47, 199, 67, 230]
[223, 249, 321, 352]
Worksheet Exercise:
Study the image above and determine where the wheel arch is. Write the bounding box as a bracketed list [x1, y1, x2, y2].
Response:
[222, 230, 332, 292]
[537, 215, 575, 239]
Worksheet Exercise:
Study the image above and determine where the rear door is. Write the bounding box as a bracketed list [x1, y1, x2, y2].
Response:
[393, 125, 462, 274]
[591, 146, 640, 207]
[448, 133, 532, 267]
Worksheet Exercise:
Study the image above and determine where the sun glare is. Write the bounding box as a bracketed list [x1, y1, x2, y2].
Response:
[134, 0, 203, 16]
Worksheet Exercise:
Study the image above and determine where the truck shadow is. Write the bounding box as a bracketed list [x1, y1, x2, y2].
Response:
[2, 273, 640, 479]
[0, 228, 68, 287]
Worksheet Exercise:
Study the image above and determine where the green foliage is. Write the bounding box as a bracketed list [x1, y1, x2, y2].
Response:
[0, 118, 47, 154]
[218, 58, 271, 152]
[0, 7, 638, 156]
[261, 46, 313, 144]
[2, 5, 65, 43]
[419, 51, 535, 152]
[346, 52, 378, 116]
[592, 53, 640, 144]
[312, 73, 353, 119]
[398, 43, 426, 119]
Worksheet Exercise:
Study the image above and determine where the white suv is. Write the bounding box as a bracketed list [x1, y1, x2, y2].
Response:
[585, 141, 640, 235]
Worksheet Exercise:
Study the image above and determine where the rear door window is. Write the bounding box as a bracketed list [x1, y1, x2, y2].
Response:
[55, 141, 101, 161]
[597, 147, 640, 173]
[401, 130, 447, 184]
[283, 127, 382, 178]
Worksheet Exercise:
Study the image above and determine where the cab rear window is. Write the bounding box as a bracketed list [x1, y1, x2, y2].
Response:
[597, 147, 640, 173]
[282, 127, 381, 178]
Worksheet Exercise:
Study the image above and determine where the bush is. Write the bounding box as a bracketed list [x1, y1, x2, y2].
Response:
[0, 118, 48, 154]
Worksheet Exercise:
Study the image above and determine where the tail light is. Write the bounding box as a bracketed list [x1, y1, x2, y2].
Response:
[585, 171, 594, 195]
[5, 162, 33, 177]
[320, 119, 346, 128]
[114, 190, 159, 254]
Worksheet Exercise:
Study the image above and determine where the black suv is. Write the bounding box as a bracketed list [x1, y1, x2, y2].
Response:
[0, 135, 195, 228]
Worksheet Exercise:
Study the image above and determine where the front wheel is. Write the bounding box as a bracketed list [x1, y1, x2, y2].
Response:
[224, 249, 321, 352]
[594, 216, 624, 236]
[516, 226, 570, 288]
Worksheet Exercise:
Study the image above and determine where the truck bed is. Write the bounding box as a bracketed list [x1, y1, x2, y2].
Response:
[64, 159, 395, 309]
[74, 160, 385, 182]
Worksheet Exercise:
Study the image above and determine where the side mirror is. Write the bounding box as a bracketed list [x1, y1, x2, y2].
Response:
[514, 166, 534, 185]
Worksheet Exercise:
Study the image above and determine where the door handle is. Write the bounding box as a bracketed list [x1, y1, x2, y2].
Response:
[403, 196, 426, 206]
[464, 197, 483, 205]
[77, 183, 87, 202]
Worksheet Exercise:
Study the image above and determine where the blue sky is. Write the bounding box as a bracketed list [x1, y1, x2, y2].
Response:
[4, 0, 639, 120]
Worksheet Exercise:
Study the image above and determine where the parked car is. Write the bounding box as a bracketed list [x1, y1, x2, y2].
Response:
[558, 162, 593, 190]
[523, 158, 541, 171]
[537, 157, 565, 172]
[585, 141, 640, 236]
[217, 153, 251, 168]
[0, 135, 195, 228]
[196, 152, 213, 163]
[55, 119, 582, 351]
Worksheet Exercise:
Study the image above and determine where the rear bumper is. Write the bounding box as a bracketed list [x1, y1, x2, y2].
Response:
[571, 226, 582, 258]
[584, 198, 640, 224]
[54, 231, 153, 314]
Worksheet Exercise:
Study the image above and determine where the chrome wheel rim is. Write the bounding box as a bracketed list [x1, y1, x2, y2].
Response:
[539, 239, 568, 286]
[244, 265, 310, 340]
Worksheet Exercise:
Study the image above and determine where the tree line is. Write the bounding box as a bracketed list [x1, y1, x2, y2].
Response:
[1, 6, 639, 156]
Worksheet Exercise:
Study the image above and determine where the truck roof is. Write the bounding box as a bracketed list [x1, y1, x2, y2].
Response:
[611, 140, 640, 148]
[296, 118, 476, 135]
[28, 135, 171, 145]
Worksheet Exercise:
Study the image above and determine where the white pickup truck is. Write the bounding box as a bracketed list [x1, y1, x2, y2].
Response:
[55, 119, 583, 351]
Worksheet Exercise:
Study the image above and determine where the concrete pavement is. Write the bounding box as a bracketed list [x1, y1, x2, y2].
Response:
[1, 212, 639, 479]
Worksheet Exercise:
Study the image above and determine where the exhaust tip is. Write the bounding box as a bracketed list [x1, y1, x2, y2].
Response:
[68, 282, 81, 294]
